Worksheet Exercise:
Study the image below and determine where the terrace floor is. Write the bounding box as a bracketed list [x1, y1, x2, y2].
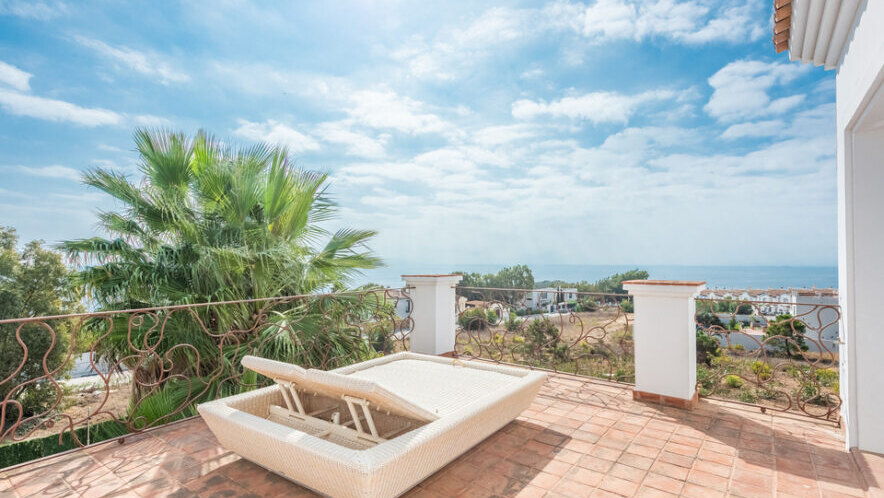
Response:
[2, 372, 882, 498]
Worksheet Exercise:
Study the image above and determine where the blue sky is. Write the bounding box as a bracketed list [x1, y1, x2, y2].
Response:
[0, 0, 836, 267]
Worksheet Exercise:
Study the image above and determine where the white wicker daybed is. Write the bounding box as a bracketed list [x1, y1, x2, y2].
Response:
[197, 352, 546, 498]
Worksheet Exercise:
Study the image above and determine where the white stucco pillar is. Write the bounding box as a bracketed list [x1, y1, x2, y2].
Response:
[623, 280, 706, 409]
[402, 274, 463, 356]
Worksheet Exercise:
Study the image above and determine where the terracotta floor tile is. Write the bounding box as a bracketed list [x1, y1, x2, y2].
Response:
[565, 465, 606, 487]
[649, 460, 689, 481]
[641, 472, 685, 495]
[577, 454, 616, 473]
[692, 458, 732, 478]
[598, 474, 640, 496]
[553, 476, 596, 496]
[618, 452, 655, 471]
[686, 468, 729, 491]
[681, 482, 727, 498]
[588, 444, 623, 462]
[657, 450, 695, 469]
[608, 462, 647, 483]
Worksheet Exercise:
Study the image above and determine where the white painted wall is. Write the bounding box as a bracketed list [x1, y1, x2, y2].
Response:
[836, 0, 884, 452]
[402, 275, 462, 355]
[624, 282, 705, 401]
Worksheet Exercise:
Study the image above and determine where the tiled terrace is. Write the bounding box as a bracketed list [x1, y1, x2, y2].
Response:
[2, 372, 881, 498]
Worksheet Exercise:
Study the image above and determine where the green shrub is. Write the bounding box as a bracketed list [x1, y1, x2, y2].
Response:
[725, 375, 744, 388]
[738, 390, 758, 403]
[815, 368, 838, 387]
[458, 308, 489, 331]
[732, 343, 745, 351]
[504, 313, 522, 332]
[751, 361, 772, 381]
[523, 317, 568, 363]
[764, 314, 808, 356]
[619, 300, 634, 313]
[696, 330, 720, 365]
[696, 366, 715, 395]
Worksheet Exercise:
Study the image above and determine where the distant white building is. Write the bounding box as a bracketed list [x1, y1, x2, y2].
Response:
[525, 287, 578, 312]
[699, 287, 840, 341]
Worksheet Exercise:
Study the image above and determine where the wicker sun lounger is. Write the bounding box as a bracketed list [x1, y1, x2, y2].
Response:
[197, 352, 547, 498]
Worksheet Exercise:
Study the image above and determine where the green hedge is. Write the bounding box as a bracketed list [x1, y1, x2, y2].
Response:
[0, 420, 129, 468]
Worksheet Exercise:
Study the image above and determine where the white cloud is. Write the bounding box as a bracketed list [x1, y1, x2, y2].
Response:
[0, 60, 31, 91]
[391, 7, 534, 81]
[17, 165, 81, 181]
[314, 122, 388, 159]
[233, 119, 320, 154]
[0, 88, 123, 126]
[721, 120, 785, 140]
[346, 90, 452, 135]
[0, 0, 66, 20]
[551, 0, 765, 45]
[74, 35, 189, 85]
[132, 114, 171, 127]
[705, 59, 810, 122]
[512, 89, 678, 124]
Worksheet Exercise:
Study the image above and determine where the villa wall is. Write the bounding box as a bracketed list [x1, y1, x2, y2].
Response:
[835, 0, 884, 453]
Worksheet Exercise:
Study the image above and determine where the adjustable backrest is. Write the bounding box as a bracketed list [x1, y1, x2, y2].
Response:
[241, 356, 439, 422]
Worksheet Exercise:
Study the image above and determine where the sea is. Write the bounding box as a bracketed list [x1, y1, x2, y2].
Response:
[354, 264, 838, 290]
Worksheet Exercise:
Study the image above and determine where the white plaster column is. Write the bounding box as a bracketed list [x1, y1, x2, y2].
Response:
[402, 274, 463, 356]
[622, 280, 706, 408]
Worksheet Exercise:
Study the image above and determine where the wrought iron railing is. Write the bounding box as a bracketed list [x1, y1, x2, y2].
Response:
[453, 287, 634, 383]
[0, 289, 412, 455]
[694, 297, 841, 421]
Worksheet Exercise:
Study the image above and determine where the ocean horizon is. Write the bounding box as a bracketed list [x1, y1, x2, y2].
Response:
[355, 264, 838, 290]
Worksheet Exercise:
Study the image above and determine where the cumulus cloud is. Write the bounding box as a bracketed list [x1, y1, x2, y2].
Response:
[345, 90, 452, 135]
[0, 88, 123, 126]
[705, 59, 810, 122]
[17, 165, 81, 181]
[512, 90, 679, 124]
[233, 119, 320, 154]
[74, 36, 189, 85]
[314, 122, 389, 159]
[0, 60, 31, 91]
[721, 120, 785, 140]
[392, 1, 766, 81]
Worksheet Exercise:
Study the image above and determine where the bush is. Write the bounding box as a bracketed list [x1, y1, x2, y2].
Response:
[696, 366, 715, 395]
[459, 308, 489, 331]
[619, 300, 634, 313]
[764, 314, 808, 357]
[751, 361, 772, 381]
[731, 343, 745, 351]
[815, 368, 838, 387]
[696, 312, 724, 329]
[725, 375, 744, 388]
[738, 390, 758, 403]
[523, 317, 568, 363]
[696, 330, 720, 365]
[504, 313, 522, 332]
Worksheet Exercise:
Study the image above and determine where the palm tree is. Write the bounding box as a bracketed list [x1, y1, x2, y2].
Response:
[61, 129, 384, 427]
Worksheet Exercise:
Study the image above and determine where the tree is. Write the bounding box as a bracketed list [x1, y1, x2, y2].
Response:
[454, 265, 534, 306]
[61, 130, 383, 415]
[696, 330, 720, 365]
[522, 317, 567, 363]
[764, 314, 808, 357]
[0, 227, 81, 426]
[579, 269, 649, 294]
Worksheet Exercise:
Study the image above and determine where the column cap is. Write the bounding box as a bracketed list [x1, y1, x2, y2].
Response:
[401, 274, 463, 285]
[622, 280, 706, 286]
[622, 280, 706, 295]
